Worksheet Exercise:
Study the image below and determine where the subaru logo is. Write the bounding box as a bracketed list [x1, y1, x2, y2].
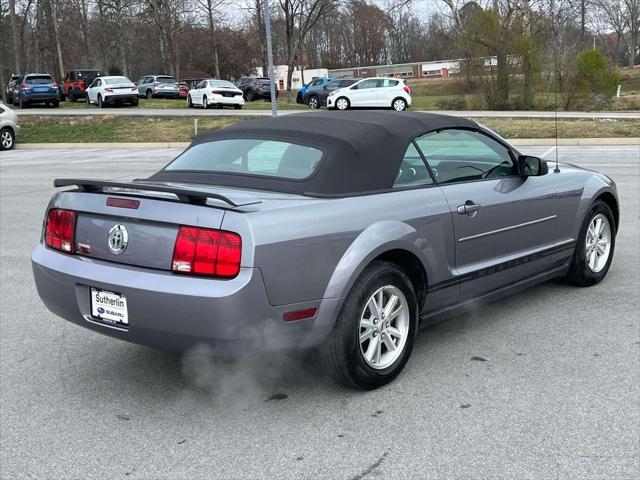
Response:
[107, 224, 128, 255]
[97, 307, 105, 314]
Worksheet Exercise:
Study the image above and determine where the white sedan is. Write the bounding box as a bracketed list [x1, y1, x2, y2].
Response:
[187, 80, 245, 109]
[0, 102, 21, 150]
[327, 77, 412, 111]
[85, 76, 139, 107]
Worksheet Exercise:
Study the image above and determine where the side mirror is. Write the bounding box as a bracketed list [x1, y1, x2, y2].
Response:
[518, 155, 548, 177]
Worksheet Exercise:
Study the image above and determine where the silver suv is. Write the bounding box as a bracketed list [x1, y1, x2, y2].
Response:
[135, 75, 179, 99]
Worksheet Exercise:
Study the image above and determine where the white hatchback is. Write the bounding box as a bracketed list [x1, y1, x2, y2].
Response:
[187, 80, 245, 109]
[327, 77, 412, 111]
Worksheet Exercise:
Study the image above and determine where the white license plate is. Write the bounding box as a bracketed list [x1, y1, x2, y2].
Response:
[90, 288, 128, 326]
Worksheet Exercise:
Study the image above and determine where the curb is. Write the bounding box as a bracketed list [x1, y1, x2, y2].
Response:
[13, 138, 640, 150]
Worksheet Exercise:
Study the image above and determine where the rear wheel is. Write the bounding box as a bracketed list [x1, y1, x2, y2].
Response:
[234, 105, 242, 110]
[335, 97, 350, 111]
[52, 99, 60, 108]
[0, 127, 15, 151]
[392, 97, 407, 111]
[146, 90, 153, 99]
[308, 95, 320, 109]
[98, 94, 105, 108]
[19, 97, 27, 109]
[245, 90, 254, 102]
[321, 261, 418, 389]
[565, 200, 616, 286]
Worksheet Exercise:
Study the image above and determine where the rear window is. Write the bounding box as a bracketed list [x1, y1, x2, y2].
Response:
[157, 76, 177, 83]
[209, 80, 236, 89]
[103, 77, 131, 85]
[165, 139, 323, 180]
[26, 75, 54, 85]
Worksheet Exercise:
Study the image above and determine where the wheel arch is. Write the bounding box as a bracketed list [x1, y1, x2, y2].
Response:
[595, 191, 619, 231]
[322, 221, 432, 312]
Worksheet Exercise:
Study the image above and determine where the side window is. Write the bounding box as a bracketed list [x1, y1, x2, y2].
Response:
[414, 130, 515, 184]
[393, 143, 434, 189]
[354, 79, 378, 89]
[382, 79, 399, 87]
[196, 81, 206, 89]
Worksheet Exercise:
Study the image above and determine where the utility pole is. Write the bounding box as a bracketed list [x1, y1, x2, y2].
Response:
[262, 0, 278, 117]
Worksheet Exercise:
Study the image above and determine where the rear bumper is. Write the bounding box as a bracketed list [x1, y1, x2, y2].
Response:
[22, 93, 59, 102]
[210, 95, 244, 106]
[104, 94, 138, 103]
[154, 91, 179, 98]
[31, 244, 341, 354]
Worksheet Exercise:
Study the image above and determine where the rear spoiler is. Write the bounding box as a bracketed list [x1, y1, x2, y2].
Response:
[53, 178, 262, 208]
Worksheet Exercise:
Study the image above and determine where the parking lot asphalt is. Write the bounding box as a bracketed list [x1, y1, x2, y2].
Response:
[14, 107, 640, 119]
[1, 145, 638, 479]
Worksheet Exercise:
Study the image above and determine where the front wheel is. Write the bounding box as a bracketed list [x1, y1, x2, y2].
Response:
[335, 97, 350, 111]
[146, 90, 153, 100]
[0, 127, 15, 151]
[321, 261, 418, 389]
[564, 200, 616, 286]
[202, 96, 208, 109]
[187, 95, 193, 108]
[392, 97, 407, 111]
[245, 90, 254, 102]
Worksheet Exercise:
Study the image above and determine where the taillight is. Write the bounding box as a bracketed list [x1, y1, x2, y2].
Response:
[403, 85, 411, 94]
[172, 226, 241, 278]
[131, 86, 138, 91]
[19, 83, 28, 90]
[104, 87, 113, 92]
[154, 82, 160, 86]
[52, 83, 59, 89]
[45, 209, 76, 253]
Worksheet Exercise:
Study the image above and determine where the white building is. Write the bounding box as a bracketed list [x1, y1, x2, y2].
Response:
[256, 66, 329, 90]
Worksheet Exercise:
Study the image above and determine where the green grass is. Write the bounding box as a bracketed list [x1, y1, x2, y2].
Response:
[18, 115, 640, 144]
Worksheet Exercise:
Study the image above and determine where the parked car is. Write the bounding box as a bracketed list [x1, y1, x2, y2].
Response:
[136, 75, 180, 99]
[32, 111, 619, 389]
[63, 69, 103, 102]
[12, 73, 60, 108]
[304, 77, 360, 109]
[187, 79, 244, 109]
[327, 77, 412, 111]
[235, 76, 278, 101]
[0, 103, 20, 150]
[85, 76, 138, 107]
[296, 76, 331, 104]
[178, 82, 189, 99]
[4, 75, 20, 104]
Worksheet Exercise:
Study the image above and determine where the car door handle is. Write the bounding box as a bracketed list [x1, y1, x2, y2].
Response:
[457, 201, 481, 215]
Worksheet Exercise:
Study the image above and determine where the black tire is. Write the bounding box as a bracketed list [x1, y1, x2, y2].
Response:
[98, 94, 105, 108]
[146, 90, 153, 99]
[131, 98, 139, 106]
[392, 97, 407, 111]
[202, 96, 208, 109]
[187, 95, 193, 108]
[52, 99, 60, 108]
[19, 97, 27, 109]
[320, 261, 419, 389]
[564, 200, 616, 287]
[234, 105, 242, 110]
[245, 90, 254, 102]
[308, 95, 320, 109]
[0, 127, 15, 151]
[85, 93, 90, 104]
[335, 96, 350, 111]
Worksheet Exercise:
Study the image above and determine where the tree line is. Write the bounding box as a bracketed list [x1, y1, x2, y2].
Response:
[0, 0, 638, 97]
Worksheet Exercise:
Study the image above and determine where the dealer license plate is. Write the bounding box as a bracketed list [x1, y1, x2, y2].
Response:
[90, 288, 128, 326]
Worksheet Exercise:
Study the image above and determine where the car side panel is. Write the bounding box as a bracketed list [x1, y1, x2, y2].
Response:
[226, 188, 458, 314]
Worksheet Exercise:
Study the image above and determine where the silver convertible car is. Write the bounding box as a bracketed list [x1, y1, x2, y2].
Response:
[32, 112, 619, 389]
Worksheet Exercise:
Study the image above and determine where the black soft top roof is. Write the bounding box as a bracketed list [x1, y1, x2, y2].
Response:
[148, 111, 480, 196]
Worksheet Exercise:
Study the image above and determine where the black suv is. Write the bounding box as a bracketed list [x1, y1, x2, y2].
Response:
[303, 77, 360, 109]
[235, 77, 279, 101]
[4, 75, 20, 104]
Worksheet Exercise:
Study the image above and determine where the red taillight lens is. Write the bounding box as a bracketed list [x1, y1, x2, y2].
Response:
[403, 85, 411, 94]
[19, 83, 28, 90]
[45, 209, 76, 253]
[172, 226, 241, 278]
[104, 87, 113, 92]
[131, 86, 138, 91]
[52, 83, 59, 89]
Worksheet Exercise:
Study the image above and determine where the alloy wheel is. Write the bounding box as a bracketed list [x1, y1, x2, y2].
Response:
[203, 96, 208, 109]
[309, 96, 319, 109]
[393, 99, 406, 111]
[585, 213, 611, 273]
[336, 98, 349, 110]
[358, 285, 409, 370]
[1, 130, 13, 149]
